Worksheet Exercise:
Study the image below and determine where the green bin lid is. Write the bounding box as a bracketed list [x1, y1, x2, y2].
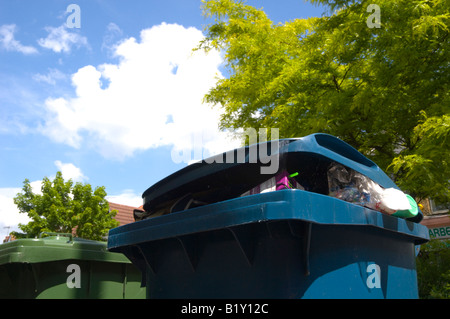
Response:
[0, 233, 131, 265]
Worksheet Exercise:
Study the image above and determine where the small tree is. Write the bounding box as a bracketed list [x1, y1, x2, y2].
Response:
[14, 171, 119, 241]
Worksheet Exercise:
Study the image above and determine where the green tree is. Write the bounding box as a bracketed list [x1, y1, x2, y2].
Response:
[416, 239, 450, 298]
[14, 171, 119, 241]
[198, 0, 449, 202]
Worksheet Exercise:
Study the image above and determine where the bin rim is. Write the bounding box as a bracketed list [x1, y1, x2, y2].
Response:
[108, 189, 430, 251]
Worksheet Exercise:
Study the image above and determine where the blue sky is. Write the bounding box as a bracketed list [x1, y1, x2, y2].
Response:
[0, 0, 325, 238]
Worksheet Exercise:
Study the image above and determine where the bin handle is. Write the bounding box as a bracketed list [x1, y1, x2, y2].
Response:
[312, 134, 376, 168]
[39, 232, 73, 241]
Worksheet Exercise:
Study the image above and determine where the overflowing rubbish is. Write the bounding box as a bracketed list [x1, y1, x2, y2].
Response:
[237, 162, 418, 219]
[327, 163, 415, 216]
[236, 161, 418, 219]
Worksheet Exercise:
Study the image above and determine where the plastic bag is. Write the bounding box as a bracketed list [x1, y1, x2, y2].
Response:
[327, 163, 411, 215]
[241, 170, 304, 197]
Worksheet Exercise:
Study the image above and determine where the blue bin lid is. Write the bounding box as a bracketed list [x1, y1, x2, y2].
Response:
[141, 133, 401, 217]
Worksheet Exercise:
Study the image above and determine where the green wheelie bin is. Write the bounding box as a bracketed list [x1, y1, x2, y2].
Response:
[0, 232, 145, 299]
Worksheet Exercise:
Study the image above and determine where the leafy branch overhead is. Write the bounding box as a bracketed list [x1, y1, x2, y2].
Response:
[199, 0, 449, 202]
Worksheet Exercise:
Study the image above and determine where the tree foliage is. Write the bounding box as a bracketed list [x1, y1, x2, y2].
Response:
[416, 239, 450, 298]
[14, 172, 119, 241]
[198, 0, 449, 202]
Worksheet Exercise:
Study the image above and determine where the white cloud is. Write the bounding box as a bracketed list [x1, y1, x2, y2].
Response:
[33, 68, 67, 85]
[106, 189, 142, 207]
[0, 183, 42, 238]
[102, 22, 123, 52]
[40, 97, 83, 148]
[54, 160, 88, 182]
[38, 25, 88, 53]
[0, 188, 30, 226]
[40, 23, 241, 160]
[0, 24, 38, 54]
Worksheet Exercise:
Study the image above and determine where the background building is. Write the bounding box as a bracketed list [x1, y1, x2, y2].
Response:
[420, 199, 450, 241]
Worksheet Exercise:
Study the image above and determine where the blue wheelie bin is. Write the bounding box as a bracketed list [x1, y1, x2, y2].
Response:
[108, 133, 429, 299]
